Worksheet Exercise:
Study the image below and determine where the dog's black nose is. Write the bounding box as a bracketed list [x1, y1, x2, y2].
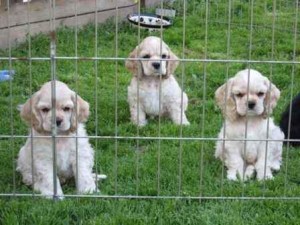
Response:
[248, 102, 256, 109]
[152, 62, 160, 70]
[56, 118, 63, 126]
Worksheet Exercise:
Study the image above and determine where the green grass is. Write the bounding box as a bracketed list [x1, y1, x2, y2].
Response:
[0, 0, 300, 224]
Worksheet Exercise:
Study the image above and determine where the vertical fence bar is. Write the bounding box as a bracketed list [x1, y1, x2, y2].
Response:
[74, 0, 79, 195]
[284, 0, 298, 197]
[178, 0, 186, 197]
[50, 0, 58, 200]
[6, 0, 16, 196]
[135, 0, 141, 196]
[94, 0, 99, 192]
[199, 0, 209, 202]
[157, 0, 164, 196]
[240, 0, 255, 221]
[26, 0, 35, 197]
[114, 1, 119, 195]
[220, 0, 232, 207]
[262, 0, 277, 196]
[242, 0, 254, 185]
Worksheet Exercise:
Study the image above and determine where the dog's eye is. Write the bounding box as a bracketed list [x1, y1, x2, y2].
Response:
[162, 54, 167, 59]
[257, 92, 265, 97]
[235, 93, 244, 98]
[142, 54, 150, 59]
[41, 108, 50, 113]
[63, 107, 71, 112]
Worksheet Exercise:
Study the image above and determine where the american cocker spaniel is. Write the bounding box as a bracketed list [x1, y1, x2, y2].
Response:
[126, 36, 189, 126]
[17, 81, 105, 198]
[215, 69, 284, 181]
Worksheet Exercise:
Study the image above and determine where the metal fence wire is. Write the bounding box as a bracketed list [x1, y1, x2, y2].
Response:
[0, 0, 299, 200]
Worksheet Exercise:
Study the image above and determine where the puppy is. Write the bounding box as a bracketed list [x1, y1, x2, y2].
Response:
[215, 69, 284, 181]
[17, 81, 105, 198]
[126, 36, 189, 126]
[280, 93, 300, 146]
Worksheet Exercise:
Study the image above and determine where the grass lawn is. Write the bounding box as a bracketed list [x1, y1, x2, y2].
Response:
[0, 0, 300, 224]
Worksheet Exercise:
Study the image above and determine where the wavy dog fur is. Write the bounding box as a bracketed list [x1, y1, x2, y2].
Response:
[215, 69, 284, 181]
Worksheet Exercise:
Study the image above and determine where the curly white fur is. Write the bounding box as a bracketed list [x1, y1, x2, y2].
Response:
[215, 69, 284, 181]
[126, 36, 189, 126]
[17, 81, 105, 198]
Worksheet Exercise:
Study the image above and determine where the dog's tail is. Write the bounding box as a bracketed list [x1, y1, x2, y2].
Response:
[92, 173, 107, 181]
[17, 104, 23, 111]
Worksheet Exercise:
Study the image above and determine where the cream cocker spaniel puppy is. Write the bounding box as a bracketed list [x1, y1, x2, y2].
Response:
[215, 69, 284, 181]
[17, 81, 105, 198]
[126, 36, 189, 126]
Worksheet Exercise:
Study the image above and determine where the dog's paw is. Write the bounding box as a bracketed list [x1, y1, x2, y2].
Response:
[79, 185, 97, 194]
[44, 193, 65, 200]
[173, 119, 190, 126]
[132, 119, 148, 127]
[92, 173, 107, 181]
[181, 120, 190, 126]
[227, 170, 238, 181]
[257, 170, 274, 181]
[244, 165, 255, 180]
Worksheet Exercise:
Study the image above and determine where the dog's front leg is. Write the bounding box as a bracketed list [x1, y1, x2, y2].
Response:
[33, 162, 64, 199]
[255, 146, 273, 180]
[169, 105, 190, 125]
[129, 102, 147, 126]
[224, 150, 245, 181]
[72, 162, 97, 194]
[170, 111, 190, 125]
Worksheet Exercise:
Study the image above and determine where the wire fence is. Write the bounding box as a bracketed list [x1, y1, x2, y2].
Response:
[0, 0, 299, 201]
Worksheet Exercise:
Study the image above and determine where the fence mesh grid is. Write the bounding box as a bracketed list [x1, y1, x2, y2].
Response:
[0, 0, 299, 200]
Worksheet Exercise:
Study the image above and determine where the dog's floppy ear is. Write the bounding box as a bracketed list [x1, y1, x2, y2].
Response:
[263, 79, 280, 117]
[77, 95, 90, 122]
[166, 49, 179, 77]
[71, 93, 90, 131]
[215, 78, 238, 121]
[125, 46, 139, 75]
[20, 91, 43, 132]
